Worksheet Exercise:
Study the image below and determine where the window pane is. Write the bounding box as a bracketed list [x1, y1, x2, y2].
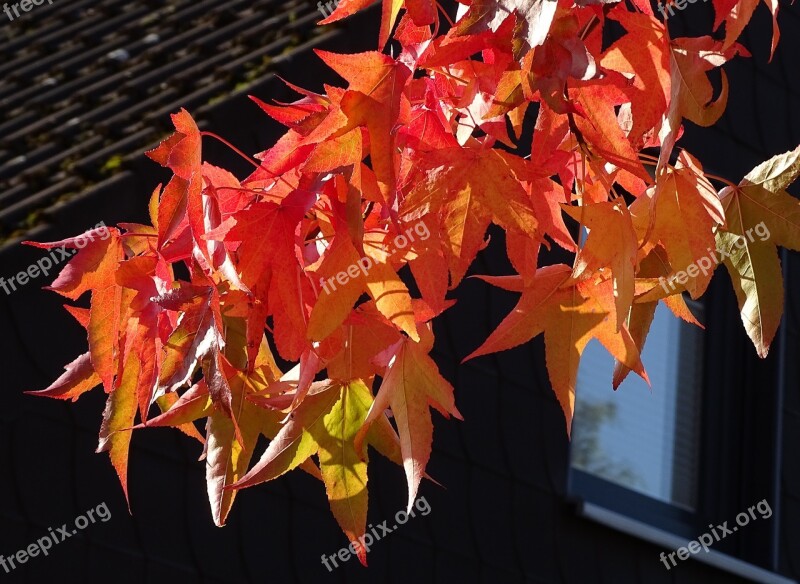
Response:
[570, 302, 703, 510]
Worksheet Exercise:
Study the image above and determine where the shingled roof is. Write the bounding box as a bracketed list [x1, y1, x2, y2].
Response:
[0, 0, 360, 243]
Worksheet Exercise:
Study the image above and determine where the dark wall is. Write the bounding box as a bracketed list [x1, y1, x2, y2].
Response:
[1, 3, 799, 584]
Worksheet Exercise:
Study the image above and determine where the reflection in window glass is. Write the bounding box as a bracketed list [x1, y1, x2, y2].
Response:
[570, 302, 703, 510]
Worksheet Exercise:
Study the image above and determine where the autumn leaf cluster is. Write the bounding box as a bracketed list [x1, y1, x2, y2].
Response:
[26, 0, 800, 564]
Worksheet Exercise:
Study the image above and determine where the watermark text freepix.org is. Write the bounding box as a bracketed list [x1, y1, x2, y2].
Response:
[659, 499, 772, 570]
[0, 221, 109, 296]
[659, 221, 770, 294]
[3, 0, 54, 22]
[321, 496, 431, 571]
[318, 220, 430, 296]
[316, 0, 340, 17]
[657, 0, 709, 20]
[0, 502, 111, 574]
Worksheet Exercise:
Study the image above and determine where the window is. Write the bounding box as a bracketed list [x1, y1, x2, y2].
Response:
[571, 302, 703, 511]
[566, 288, 792, 584]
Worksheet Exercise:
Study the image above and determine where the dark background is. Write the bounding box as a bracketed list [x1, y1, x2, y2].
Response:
[1, 1, 799, 583]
